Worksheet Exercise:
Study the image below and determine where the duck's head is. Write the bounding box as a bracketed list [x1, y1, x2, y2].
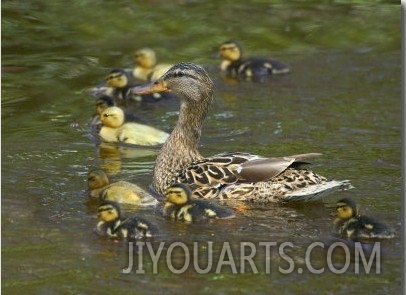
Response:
[97, 201, 121, 222]
[88, 169, 110, 190]
[218, 40, 243, 61]
[131, 62, 213, 106]
[100, 106, 125, 128]
[95, 95, 115, 115]
[165, 183, 192, 205]
[133, 48, 157, 69]
[336, 198, 358, 220]
[106, 68, 128, 88]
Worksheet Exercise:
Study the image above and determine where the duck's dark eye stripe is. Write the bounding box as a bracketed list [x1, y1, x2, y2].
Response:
[98, 206, 113, 213]
[168, 72, 197, 80]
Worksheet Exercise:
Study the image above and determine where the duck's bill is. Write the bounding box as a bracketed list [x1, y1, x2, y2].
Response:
[131, 81, 170, 95]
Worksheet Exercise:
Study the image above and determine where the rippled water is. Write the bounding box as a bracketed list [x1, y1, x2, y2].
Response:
[2, 1, 402, 294]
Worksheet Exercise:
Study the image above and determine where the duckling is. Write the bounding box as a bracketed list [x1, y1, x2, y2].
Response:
[96, 200, 157, 239]
[133, 48, 173, 81]
[163, 183, 236, 222]
[106, 68, 174, 103]
[99, 106, 169, 146]
[87, 169, 159, 206]
[105, 68, 139, 100]
[130, 62, 352, 203]
[217, 40, 290, 79]
[334, 198, 395, 239]
[93, 95, 144, 124]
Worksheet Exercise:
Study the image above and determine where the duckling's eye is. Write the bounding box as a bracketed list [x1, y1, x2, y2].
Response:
[103, 113, 110, 117]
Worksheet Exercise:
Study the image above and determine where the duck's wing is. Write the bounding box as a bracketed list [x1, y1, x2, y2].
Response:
[235, 152, 322, 182]
[179, 152, 322, 186]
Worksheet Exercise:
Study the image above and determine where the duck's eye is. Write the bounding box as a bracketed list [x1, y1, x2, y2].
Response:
[174, 71, 184, 78]
[103, 114, 109, 117]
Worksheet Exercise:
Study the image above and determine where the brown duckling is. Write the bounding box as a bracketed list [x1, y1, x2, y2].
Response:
[334, 198, 395, 239]
[130, 62, 352, 203]
[99, 106, 169, 146]
[96, 200, 157, 239]
[163, 183, 236, 222]
[87, 169, 158, 206]
[217, 40, 290, 79]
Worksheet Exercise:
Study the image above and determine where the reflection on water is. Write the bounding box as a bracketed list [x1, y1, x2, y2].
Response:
[1, 1, 401, 294]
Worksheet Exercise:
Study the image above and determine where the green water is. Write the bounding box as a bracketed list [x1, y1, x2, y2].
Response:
[1, 1, 401, 294]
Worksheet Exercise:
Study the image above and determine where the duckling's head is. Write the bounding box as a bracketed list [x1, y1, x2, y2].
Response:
[97, 201, 121, 222]
[133, 48, 157, 69]
[218, 40, 243, 61]
[106, 68, 128, 88]
[95, 95, 115, 115]
[132, 62, 214, 106]
[165, 183, 193, 205]
[100, 106, 125, 128]
[88, 169, 110, 190]
[336, 198, 358, 220]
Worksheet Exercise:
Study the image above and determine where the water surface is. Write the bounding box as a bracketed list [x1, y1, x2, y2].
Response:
[1, 1, 401, 294]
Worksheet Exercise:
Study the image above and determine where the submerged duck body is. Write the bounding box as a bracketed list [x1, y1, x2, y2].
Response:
[163, 183, 236, 222]
[87, 169, 158, 206]
[334, 198, 395, 239]
[218, 40, 290, 79]
[131, 62, 352, 203]
[133, 48, 173, 81]
[99, 106, 169, 146]
[96, 201, 157, 239]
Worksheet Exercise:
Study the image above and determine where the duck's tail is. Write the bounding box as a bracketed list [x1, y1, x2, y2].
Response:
[283, 180, 354, 202]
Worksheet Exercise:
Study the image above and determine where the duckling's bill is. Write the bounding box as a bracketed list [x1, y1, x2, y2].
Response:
[131, 81, 170, 95]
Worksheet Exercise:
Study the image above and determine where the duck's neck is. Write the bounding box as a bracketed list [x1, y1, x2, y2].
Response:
[152, 96, 211, 194]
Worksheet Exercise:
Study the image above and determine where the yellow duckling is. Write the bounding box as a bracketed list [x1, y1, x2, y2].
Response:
[133, 48, 173, 81]
[99, 106, 169, 146]
[96, 201, 157, 239]
[334, 198, 395, 239]
[93, 95, 143, 124]
[163, 183, 236, 222]
[217, 40, 290, 79]
[87, 169, 158, 206]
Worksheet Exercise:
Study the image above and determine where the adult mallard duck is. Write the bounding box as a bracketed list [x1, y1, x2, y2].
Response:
[130, 62, 352, 203]
[99, 106, 169, 146]
[163, 183, 236, 222]
[96, 200, 157, 239]
[87, 169, 159, 206]
[334, 198, 395, 239]
[217, 40, 290, 79]
[133, 48, 173, 81]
